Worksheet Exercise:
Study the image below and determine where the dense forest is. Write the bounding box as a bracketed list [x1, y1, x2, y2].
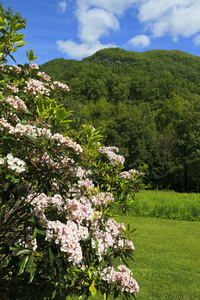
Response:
[40, 48, 200, 192]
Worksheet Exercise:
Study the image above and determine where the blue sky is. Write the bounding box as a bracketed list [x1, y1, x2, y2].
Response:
[2, 0, 200, 66]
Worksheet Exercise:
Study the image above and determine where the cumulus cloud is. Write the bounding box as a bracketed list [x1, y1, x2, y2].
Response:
[76, 0, 137, 16]
[56, 0, 137, 59]
[193, 35, 200, 46]
[57, 1, 67, 14]
[56, 0, 200, 59]
[128, 34, 150, 48]
[56, 39, 117, 59]
[77, 8, 119, 43]
[137, 0, 200, 41]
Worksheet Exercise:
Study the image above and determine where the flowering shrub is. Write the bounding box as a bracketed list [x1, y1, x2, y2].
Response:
[0, 6, 143, 300]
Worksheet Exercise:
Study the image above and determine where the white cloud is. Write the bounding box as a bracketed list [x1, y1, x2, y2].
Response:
[56, 39, 117, 59]
[128, 34, 150, 48]
[56, 0, 200, 59]
[76, 0, 137, 16]
[137, 0, 200, 41]
[57, 1, 67, 14]
[193, 35, 200, 46]
[77, 8, 119, 43]
[56, 0, 137, 59]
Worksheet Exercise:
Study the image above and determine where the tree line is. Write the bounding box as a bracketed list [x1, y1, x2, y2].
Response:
[40, 48, 200, 192]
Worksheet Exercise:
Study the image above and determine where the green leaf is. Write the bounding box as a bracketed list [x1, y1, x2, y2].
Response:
[23, 109, 32, 115]
[12, 34, 25, 42]
[0, 44, 5, 52]
[129, 228, 137, 234]
[10, 48, 17, 52]
[28, 216, 36, 223]
[29, 264, 35, 283]
[9, 19, 16, 32]
[90, 285, 97, 297]
[8, 54, 17, 63]
[18, 255, 29, 275]
[52, 290, 56, 299]
[17, 249, 32, 256]
[0, 17, 6, 27]
[15, 42, 28, 48]
[23, 133, 37, 141]
[10, 245, 20, 251]
[0, 36, 6, 43]
[49, 247, 54, 266]
[35, 228, 45, 235]
[27, 49, 33, 60]
[27, 253, 34, 265]
[15, 23, 26, 31]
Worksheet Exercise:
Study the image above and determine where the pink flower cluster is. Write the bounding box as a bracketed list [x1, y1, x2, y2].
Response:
[0, 117, 13, 131]
[29, 63, 39, 70]
[0, 153, 27, 173]
[8, 122, 51, 139]
[24, 78, 50, 98]
[9, 65, 22, 73]
[91, 217, 133, 261]
[66, 197, 94, 224]
[51, 133, 83, 154]
[0, 64, 72, 113]
[72, 166, 89, 179]
[24, 192, 93, 265]
[91, 192, 114, 206]
[99, 146, 125, 165]
[5, 95, 27, 110]
[33, 152, 73, 171]
[27, 193, 64, 211]
[119, 169, 144, 180]
[18, 236, 38, 252]
[101, 265, 139, 294]
[78, 178, 94, 191]
[7, 83, 19, 93]
[24, 182, 135, 266]
[46, 220, 85, 265]
[0, 64, 6, 72]
[92, 231, 115, 259]
[105, 218, 126, 237]
[52, 81, 70, 92]
[37, 71, 51, 82]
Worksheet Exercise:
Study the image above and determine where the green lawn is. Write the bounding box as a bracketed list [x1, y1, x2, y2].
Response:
[115, 216, 200, 300]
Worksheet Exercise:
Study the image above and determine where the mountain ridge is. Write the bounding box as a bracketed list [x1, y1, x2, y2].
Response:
[40, 48, 200, 81]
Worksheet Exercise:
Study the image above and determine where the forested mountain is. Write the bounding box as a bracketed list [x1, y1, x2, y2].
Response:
[40, 48, 200, 192]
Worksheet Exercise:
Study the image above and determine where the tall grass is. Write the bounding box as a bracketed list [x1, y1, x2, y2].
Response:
[127, 190, 200, 221]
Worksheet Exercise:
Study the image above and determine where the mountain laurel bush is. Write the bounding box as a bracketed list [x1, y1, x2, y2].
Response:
[0, 5, 143, 299]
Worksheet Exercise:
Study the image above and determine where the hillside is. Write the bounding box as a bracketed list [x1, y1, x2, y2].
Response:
[39, 49, 200, 192]
[40, 48, 200, 81]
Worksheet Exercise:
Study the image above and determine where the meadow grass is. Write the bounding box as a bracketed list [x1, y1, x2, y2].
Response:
[68, 216, 200, 300]
[129, 190, 200, 221]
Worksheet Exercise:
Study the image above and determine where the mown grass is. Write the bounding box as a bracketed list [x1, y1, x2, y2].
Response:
[68, 216, 200, 300]
[115, 216, 200, 300]
[129, 190, 200, 221]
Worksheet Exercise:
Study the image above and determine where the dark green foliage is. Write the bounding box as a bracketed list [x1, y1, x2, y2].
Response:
[40, 48, 200, 192]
